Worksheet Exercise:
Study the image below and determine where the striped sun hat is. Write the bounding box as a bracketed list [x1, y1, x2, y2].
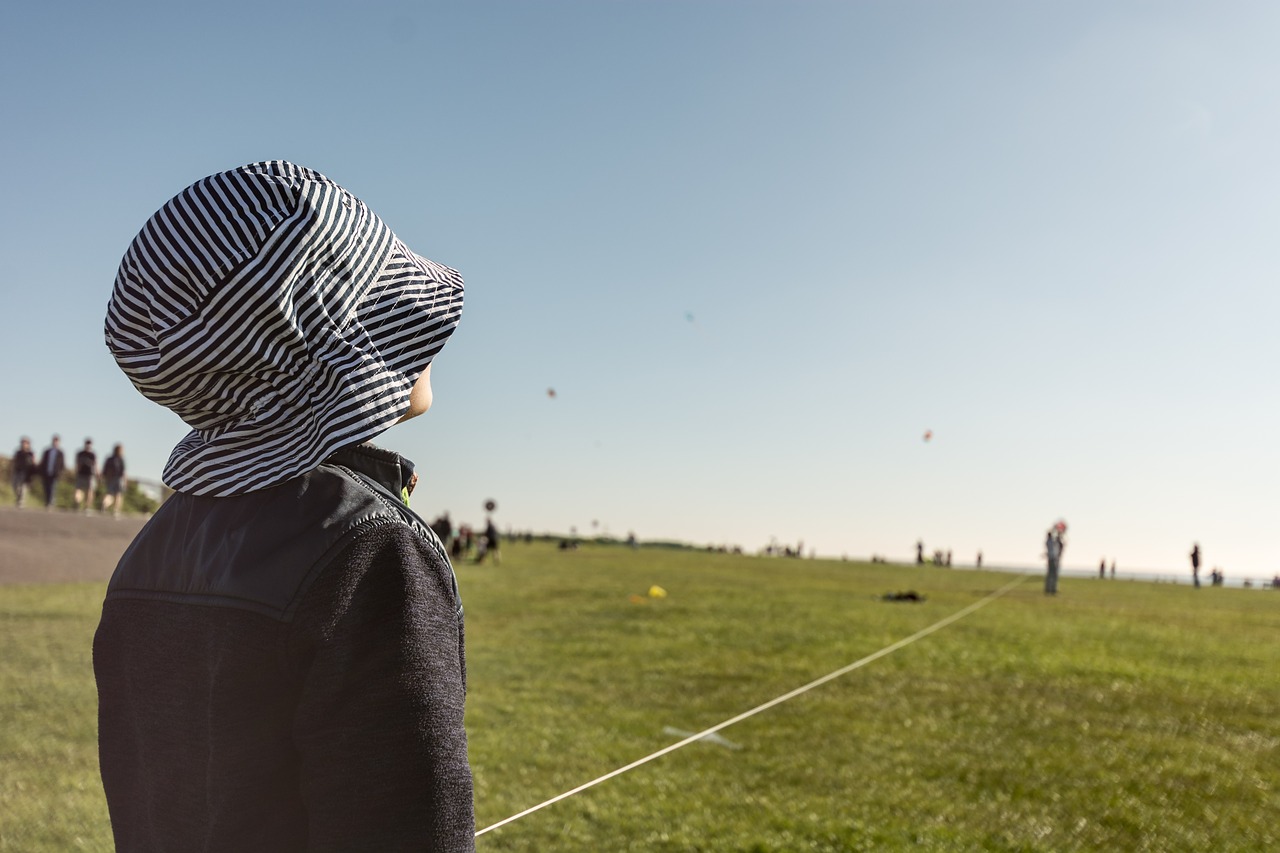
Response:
[105, 161, 464, 496]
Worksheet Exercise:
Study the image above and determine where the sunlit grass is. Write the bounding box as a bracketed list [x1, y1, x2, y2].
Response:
[1, 544, 1276, 851]
[463, 545, 1278, 852]
[0, 584, 108, 851]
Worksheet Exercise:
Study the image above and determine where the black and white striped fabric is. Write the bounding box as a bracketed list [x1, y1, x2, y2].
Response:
[105, 161, 463, 496]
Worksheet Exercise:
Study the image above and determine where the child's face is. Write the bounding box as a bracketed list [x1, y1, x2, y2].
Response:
[400, 363, 433, 422]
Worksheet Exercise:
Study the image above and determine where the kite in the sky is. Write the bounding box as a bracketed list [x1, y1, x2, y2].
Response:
[484, 499, 497, 513]
[546, 388, 557, 399]
[923, 429, 933, 442]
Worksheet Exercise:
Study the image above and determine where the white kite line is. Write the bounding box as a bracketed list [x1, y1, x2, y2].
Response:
[475, 573, 1027, 838]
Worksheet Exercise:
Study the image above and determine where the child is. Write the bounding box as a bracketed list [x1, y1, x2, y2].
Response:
[94, 161, 474, 850]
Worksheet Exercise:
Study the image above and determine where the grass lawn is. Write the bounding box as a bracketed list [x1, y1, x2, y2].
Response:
[1, 543, 1276, 851]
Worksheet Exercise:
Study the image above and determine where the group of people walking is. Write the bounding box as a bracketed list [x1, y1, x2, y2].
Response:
[9, 434, 127, 515]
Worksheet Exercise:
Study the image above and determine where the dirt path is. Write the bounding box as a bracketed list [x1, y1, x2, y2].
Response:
[0, 506, 147, 584]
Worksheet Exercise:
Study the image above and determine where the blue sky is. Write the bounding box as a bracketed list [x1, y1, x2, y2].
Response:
[2, 1, 1276, 578]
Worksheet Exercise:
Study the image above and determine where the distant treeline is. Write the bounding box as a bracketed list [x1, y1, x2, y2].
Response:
[504, 532, 698, 551]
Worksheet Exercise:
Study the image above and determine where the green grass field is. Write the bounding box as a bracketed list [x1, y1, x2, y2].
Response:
[2, 544, 1276, 851]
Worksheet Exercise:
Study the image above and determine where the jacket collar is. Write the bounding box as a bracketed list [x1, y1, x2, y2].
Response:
[325, 443, 418, 500]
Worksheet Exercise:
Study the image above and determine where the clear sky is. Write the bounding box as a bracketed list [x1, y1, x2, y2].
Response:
[2, 1, 1276, 578]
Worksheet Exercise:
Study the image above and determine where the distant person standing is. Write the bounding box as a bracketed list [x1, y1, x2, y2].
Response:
[74, 439, 98, 512]
[1099, 558, 1106, 580]
[431, 511, 454, 552]
[39, 434, 64, 509]
[976, 550, 982, 569]
[1110, 560, 1116, 580]
[1044, 529, 1064, 596]
[486, 517, 501, 565]
[916, 540, 925, 564]
[11, 437, 36, 506]
[477, 517, 501, 565]
[100, 444, 127, 517]
[1190, 543, 1201, 588]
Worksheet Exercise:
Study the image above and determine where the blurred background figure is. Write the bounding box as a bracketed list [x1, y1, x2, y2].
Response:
[73, 439, 98, 512]
[10, 436, 36, 507]
[430, 511, 454, 553]
[1044, 528, 1064, 596]
[453, 525, 473, 561]
[1190, 543, 1202, 588]
[100, 444, 127, 517]
[485, 516, 500, 565]
[476, 516, 501, 565]
[39, 435, 64, 509]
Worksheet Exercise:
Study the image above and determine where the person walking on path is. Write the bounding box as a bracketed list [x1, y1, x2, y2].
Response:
[73, 439, 98, 512]
[38, 434, 64, 509]
[1191, 543, 1202, 588]
[100, 444, 127, 517]
[10, 437, 36, 507]
[94, 161, 474, 850]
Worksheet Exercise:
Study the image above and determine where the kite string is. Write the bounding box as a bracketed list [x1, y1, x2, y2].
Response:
[474, 573, 1027, 838]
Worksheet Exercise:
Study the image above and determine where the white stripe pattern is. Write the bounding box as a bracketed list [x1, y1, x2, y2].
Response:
[105, 161, 463, 496]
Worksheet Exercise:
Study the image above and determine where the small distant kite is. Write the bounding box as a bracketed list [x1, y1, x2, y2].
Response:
[923, 429, 933, 442]
[484, 499, 497, 513]
[1053, 519, 1068, 534]
[546, 388, 557, 400]
[685, 311, 696, 324]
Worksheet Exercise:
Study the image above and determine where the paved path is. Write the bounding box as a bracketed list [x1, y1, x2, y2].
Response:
[0, 506, 147, 584]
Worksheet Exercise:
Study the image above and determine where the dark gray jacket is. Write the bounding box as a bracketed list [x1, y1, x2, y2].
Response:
[94, 444, 474, 851]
